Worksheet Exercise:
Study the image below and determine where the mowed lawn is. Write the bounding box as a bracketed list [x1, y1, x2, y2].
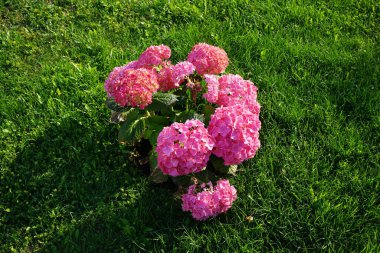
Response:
[1, 0, 379, 252]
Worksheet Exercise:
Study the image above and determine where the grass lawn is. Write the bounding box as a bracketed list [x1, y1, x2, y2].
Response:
[1, 0, 379, 252]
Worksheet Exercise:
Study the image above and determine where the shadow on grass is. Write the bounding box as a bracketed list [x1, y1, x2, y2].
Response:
[3, 117, 195, 252]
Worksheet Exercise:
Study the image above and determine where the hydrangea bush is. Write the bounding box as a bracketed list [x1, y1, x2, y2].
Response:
[104, 43, 261, 220]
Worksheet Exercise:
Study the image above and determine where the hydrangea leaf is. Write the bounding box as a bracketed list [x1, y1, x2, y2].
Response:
[118, 110, 146, 143]
[146, 92, 178, 114]
[210, 155, 237, 176]
[106, 97, 131, 112]
[152, 92, 178, 105]
[174, 110, 204, 123]
[145, 115, 170, 146]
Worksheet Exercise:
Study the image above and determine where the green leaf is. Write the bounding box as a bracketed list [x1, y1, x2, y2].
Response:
[210, 155, 238, 175]
[146, 92, 178, 113]
[203, 104, 215, 125]
[171, 175, 193, 187]
[106, 97, 131, 112]
[174, 110, 204, 123]
[118, 110, 146, 143]
[195, 169, 217, 183]
[110, 110, 136, 124]
[145, 115, 170, 146]
[152, 92, 178, 106]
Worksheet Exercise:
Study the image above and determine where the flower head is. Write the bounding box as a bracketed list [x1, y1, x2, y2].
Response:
[156, 63, 176, 92]
[104, 68, 159, 109]
[187, 43, 229, 75]
[203, 74, 220, 103]
[156, 120, 215, 176]
[171, 61, 196, 85]
[207, 105, 261, 165]
[137, 44, 171, 67]
[203, 74, 260, 114]
[182, 179, 237, 220]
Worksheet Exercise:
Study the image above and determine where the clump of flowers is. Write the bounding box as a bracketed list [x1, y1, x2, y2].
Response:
[187, 43, 229, 75]
[156, 63, 175, 92]
[172, 61, 196, 86]
[104, 68, 159, 109]
[208, 105, 261, 165]
[137, 44, 171, 67]
[104, 43, 262, 220]
[204, 74, 260, 114]
[156, 120, 214, 176]
[182, 179, 237, 221]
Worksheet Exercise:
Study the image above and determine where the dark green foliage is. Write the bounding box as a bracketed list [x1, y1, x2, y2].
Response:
[1, 0, 379, 252]
[146, 92, 178, 114]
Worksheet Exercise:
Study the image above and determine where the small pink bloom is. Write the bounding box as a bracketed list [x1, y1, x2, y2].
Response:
[137, 44, 171, 67]
[171, 61, 196, 85]
[182, 179, 237, 220]
[104, 68, 159, 109]
[208, 105, 261, 165]
[203, 74, 220, 103]
[203, 74, 260, 114]
[156, 63, 177, 92]
[156, 120, 215, 176]
[187, 43, 229, 75]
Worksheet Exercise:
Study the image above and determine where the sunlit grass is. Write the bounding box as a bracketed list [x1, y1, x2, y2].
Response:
[1, 0, 379, 252]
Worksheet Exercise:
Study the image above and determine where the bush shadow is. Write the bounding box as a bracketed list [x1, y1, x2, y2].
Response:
[3, 117, 195, 252]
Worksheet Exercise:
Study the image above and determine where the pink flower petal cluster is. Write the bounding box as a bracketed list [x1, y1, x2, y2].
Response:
[157, 61, 196, 92]
[137, 44, 171, 67]
[208, 105, 261, 165]
[182, 179, 237, 220]
[156, 63, 176, 92]
[203, 74, 260, 114]
[156, 120, 215, 176]
[172, 61, 196, 85]
[105, 68, 159, 109]
[187, 43, 229, 75]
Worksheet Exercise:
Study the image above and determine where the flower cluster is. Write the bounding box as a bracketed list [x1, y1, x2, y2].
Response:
[182, 180, 237, 220]
[137, 45, 171, 67]
[104, 68, 159, 109]
[105, 43, 262, 221]
[208, 105, 261, 165]
[203, 74, 260, 114]
[187, 43, 229, 75]
[156, 120, 214, 176]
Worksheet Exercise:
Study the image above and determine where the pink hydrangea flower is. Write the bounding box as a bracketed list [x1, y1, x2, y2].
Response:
[203, 74, 260, 114]
[156, 120, 215, 176]
[182, 179, 237, 220]
[171, 61, 196, 85]
[156, 63, 176, 92]
[187, 43, 229, 75]
[203, 74, 220, 103]
[104, 68, 159, 109]
[104, 66, 124, 97]
[137, 44, 171, 67]
[207, 105, 261, 165]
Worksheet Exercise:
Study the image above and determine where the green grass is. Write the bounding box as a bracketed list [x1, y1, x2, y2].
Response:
[1, 0, 379, 252]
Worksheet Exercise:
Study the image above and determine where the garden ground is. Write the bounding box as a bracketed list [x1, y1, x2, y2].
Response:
[1, 0, 379, 252]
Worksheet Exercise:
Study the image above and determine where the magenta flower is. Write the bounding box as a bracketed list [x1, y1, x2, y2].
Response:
[171, 61, 196, 85]
[157, 61, 196, 91]
[203, 74, 260, 114]
[208, 105, 261, 165]
[104, 68, 159, 109]
[182, 179, 237, 220]
[156, 120, 215, 176]
[137, 44, 171, 67]
[203, 74, 220, 103]
[187, 43, 229, 75]
[156, 63, 176, 92]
